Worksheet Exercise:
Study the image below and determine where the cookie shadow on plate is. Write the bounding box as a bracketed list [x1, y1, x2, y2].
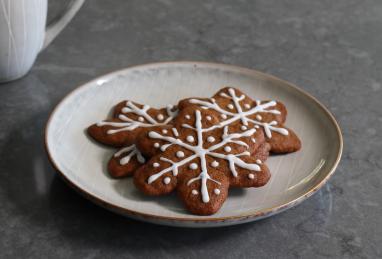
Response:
[113, 178, 187, 214]
[82, 128, 117, 180]
[113, 178, 248, 215]
[227, 188, 246, 197]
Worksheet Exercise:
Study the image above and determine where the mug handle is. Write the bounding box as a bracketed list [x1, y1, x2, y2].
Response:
[42, 0, 85, 50]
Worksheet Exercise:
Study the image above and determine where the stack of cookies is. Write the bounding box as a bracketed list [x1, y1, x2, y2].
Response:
[87, 87, 301, 215]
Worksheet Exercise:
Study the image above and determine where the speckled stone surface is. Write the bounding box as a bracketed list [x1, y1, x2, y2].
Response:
[0, 0, 381, 258]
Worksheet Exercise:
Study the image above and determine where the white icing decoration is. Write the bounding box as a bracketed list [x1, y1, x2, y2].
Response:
[207, 136, 215, 143]
[114, 145, 145, 165]
[206, 115, 212, 121]
[172, 128, 179, 137]
[241, 125, 247, 130]
[256, 159, 262, 164]
[96, 102, 178, 134]
[147, 110, 261, 204]
[227, 104, 234, 110]
[176, 151, 185, 158]
[251, 138, 256, 143]
[224, 146, 232, 152]
[153, 162, 160, 168]
[157, 114, 164, 121]
[189, 163, 198, 170]
[214, 188, 221, 195]
[185, 115, 191, 119]
[163, 177, 171, 184]
[256, 114, 262, 121]
[154, 143, 160, 148]
[188, 88, 288, 138]
[211, 160, 219, 167]
[162, 129, 168, 134]
[192, 190, 198, 195]
[248, 173, 255, 179]
[186, 135, 194, 143]
[244, 104, 251, 109]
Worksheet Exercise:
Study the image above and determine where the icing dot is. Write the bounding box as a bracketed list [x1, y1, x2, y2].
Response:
[255, 125, 260, 129]
[157, 114, 164, 121]
[227, 104, 234, 110]
[241, 125, 247, 130]
[224, 146, 232, 152]
[186, 135, 194, 143]
[221, 114, 227, 119]
[207, 136, 215, 143]
[185, 115, 191, 119]
[176, 151, 185, 158]
[189, 163, 198, 170]
[138, 117, 144, 122]
[153, 162, 160, 168]
[154, 143, 160, 148]
[206, 116, 212, 121]
[214, 189, 221, 195]
[162, 129, 168, 134]
[244, 104, 251, 109]
[211, 161, 219, 167]
[248, 174, 255, 179]
[256, 159, 262, 164]
[256, 114, 262, 121]
[192, 190, 198, 195]
[163, 177, 171, 184]
[251, 138, 256, 143]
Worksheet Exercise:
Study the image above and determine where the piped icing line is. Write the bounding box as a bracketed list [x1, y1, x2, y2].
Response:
[96, 102, 178, 134]
[172, 128, 179, 137]
[114, 144, 145, 165]
[246, 119, 288, 138]
[147, 110, 261, 203]
[188, 88, 288, 138]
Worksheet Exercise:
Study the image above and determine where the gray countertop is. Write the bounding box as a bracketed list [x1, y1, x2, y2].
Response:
[0, 0, 381, 258]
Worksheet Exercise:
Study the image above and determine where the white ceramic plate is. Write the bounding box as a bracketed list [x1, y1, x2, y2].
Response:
[45, 62, 342, 227]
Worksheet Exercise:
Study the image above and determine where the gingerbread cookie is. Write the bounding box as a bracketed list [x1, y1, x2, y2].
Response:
[87, 101, 178, 178]
[88, 100, 177, 147]
[134, 106, 271, 215]
[178, 87, 301, 153]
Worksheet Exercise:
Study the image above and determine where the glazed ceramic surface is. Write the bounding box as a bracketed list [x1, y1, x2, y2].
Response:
[45, 62, 342, 227]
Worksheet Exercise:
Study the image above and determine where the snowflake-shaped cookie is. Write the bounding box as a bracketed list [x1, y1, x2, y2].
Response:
[87, 100, 177, 178]
[134, 107, 270, 215]
[178, 87, 301, 153]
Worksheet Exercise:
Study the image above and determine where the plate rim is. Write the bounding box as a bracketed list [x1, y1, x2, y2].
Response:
[44, 61, 343, 225]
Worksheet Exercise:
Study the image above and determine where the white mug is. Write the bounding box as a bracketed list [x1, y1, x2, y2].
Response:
[0, 0, 85, 82]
